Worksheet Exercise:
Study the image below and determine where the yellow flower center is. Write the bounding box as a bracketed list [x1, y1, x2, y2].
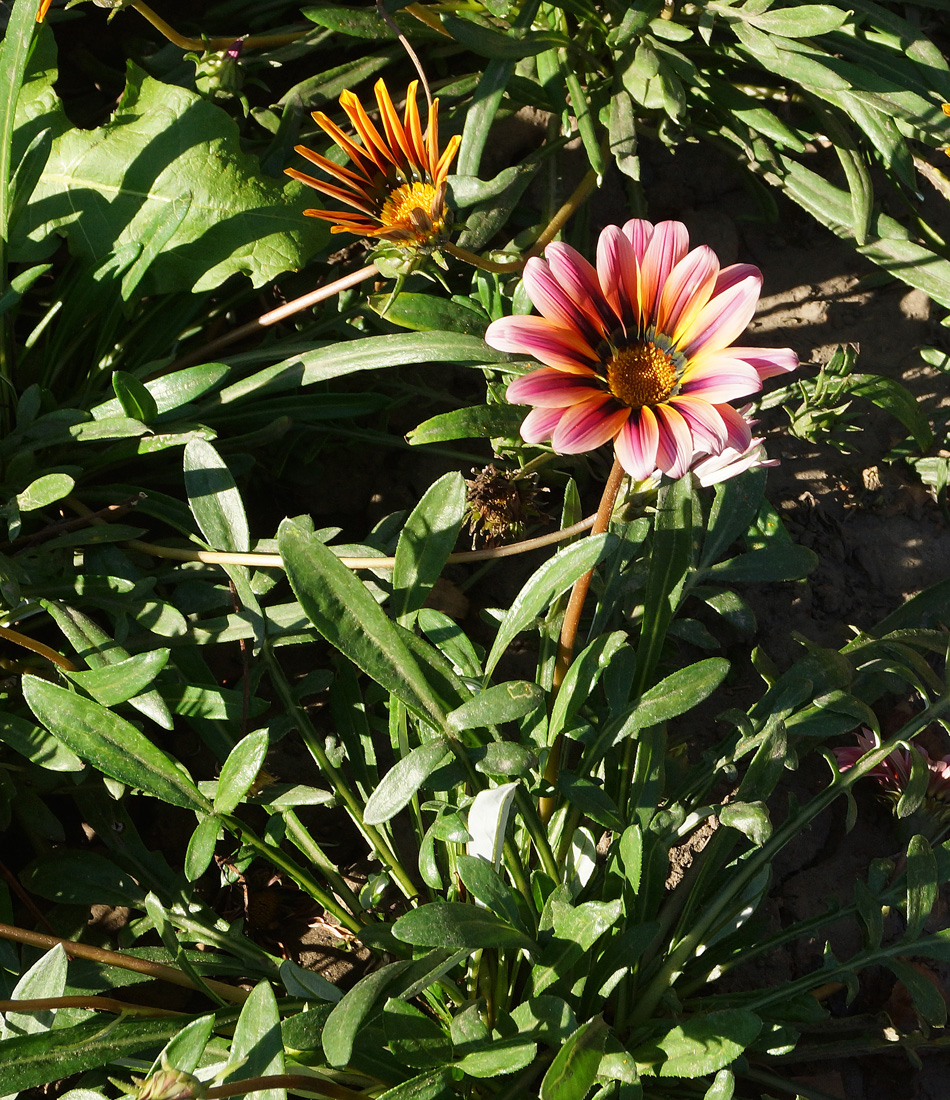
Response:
[606, 343, 677, 408]
[379, 181, 442, 237]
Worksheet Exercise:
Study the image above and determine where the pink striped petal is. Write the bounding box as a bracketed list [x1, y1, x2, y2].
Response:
[551, 395, 628, 454]
[653, 403, 696, 479]
[667, 395, 729, 451]
[682, 265, 762, 355]
[638, 221, 690, 328]
[506, 367, 601, 408]
[621, 218, 655, 264]
[545, 242, 618, 334]
[519, 405, 565, 444]
[485, 315, 599, 373]
[729, 346, 799, 380]
[714, 402, 754, 452]
[596, 225, 639, 330]
[614, 405, 660, 480]
[692, 439, 777, 487]
[657, 245, 720, 342]
[678, 356, 762, 402]
[522, 257, 601, 345]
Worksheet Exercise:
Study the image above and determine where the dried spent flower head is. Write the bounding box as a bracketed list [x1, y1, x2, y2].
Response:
[485, 219, 797, 481]
[285, 79, 460, 261]
[464, 465, 548, 548]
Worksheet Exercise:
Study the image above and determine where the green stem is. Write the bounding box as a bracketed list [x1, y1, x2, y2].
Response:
[220, 814, 362, 935]
[263, 646, 418, 900]
[281, 810, 366, 918]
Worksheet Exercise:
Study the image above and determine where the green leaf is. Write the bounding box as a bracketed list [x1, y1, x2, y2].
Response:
[906, 834, 937, 941]
[214, 729, 269, 815]
[634, 1009, 761, 1078]
[455, 854, 527, 930]
[623, 658, 730, 735]
[370, 293, 489, 335]
[112, 370, 158, 423]
[0, 0, 43, 243]
[456, 1038, 538, 1077]
[92, 363, 230, 420]
[392, 472, 466, 622]
[184, 439, 249, 553]
[67, 649, 169, 706]
[849, 374, 933, 451]
[383, 999, 452, 1069]
[0, 1017, 200, 1093]
[279, 518, 448, 727]
[278, 960, 342, 1003]
[393, 902, 537, 952]
[374, 1069, 454, 1100]
[22, 675, 210, 813]
[0, 712, 83, 771]
[230, 982, 285, 1100]
[14, 64, 326, 293]
[556, 773, 624, 832]
[16, 472, 75, 511]
[363, 741, 452, 825]
[700, 467, 767, 568]
[151, 1015, 214, 1075]
[539, 1016, 609, 1100]
[446, 681, 543, 732]
[747, 5, 849, 36]
[531, 895, 622, 996]
[21, 852, 144, 908]
[549, 632, 627, 740]
[2, 945, 67, 1038]
[485, 534, 609, 677]
[184, 815, 220, 882]
[887, 959, 947, 1027]
[719, 801, 771, 846]
[323, 961, 412, 1068]
[442, 13, 567, 58]
[408, 403, 526, 446]
[700, 544, 818, 584]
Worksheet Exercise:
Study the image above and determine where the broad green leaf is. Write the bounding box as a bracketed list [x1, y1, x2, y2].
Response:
[887, 959, 947, 1027]
[383, 999, 452, 1069]
[323, 961, 412, 1068]
[622, 658, 730, 736]
[700, 467, 767, 568]
[363, 741, 452, 825]
[457, 1038, 538, 1076]
[719, 801, 771, 846]
[92, 363, 230, 420]
[369, 293, 489, 335]
[150, 1015, 214, 1075]
[0, 1016, 207, 1093]
[556, 773, 624, 832]
[906, 834, 937, 941]
[549, 632, 627, 740]
[279, 960, 342, 1003]
[485, 534, 609, 677]
[184, 815, 220, 882]
[408, 403, 525, 446]
[704, 1069, 735, 1100]
[393, 902, 536, 952]
[184, 439, 249, 553]
[699, 544, 817, 584]
[16, 472, 75, 512]
[214, 728, 269, 814]
[447, 681, 543, 732]
[619, 825, 643, 893]
[14, 63, 326, 293]
[532, 895, 622, 996]
[0, 712, 83, 771]
[539, 1016, 609, 1100]
[67, 649, 169, 706]
[22, 675, 210, 813]
[230, 982, 285, 1100]
[22, 852, 145, 907]
[1, 945, 67, 1038]
[634, 1009, 761, 1078]
[112, 370, 158, 423]
[456, 853, 526, 930]
[748, 5, 849, 36]
[279, 518, 447, 727]
[392, 472, 467, 622]
[1, 0, 44, 242]
[374, 1069, 454, 1100]
[442, 13, 566, 58]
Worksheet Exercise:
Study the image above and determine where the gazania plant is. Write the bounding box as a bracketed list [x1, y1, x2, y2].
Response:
[286, 77, 460, 266]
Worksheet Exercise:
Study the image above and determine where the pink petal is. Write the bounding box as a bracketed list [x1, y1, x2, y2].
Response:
[506, 366, 601, 408]
[658, 245, 719, 343]
[653, 403, 697, 479]
[714, 402, 754, 451]
[682, 265, 762, 355]
[596, 225, 639, 330]
[614, 405, 660, 480]
[678, 357, 762, 403]
[551, 395, 628, 454]
[729, 346, 799, 380]
[621, 218, 655, 264]
[519, 405, 565, 444]
[545, 242, 618, 335]
[485, 315, 599, 373]
[522, 257, 601, 345]
[667, 395, 729, 451]
[692, 439, 778, 487]
[638, 221, 690, 329]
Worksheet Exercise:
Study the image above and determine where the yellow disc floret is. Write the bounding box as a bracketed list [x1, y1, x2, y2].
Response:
[606, 343, 678, 408]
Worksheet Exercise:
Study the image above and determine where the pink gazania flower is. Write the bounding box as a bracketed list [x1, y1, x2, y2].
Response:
[484, 220, 797, 480]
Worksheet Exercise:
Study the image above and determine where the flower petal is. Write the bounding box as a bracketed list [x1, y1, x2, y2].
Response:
[596, 225, 639, 330]
[667, 395, 729, 451]
[729, 346, 799, 380]
[485, 316, 599, 373]
[714, 402, 755, 452]
[519, 405, 565, 444]
[621, 218, 655, 264]
[506, 367, 601, 407]
[523, 257, 603, 345]
[545, 242, 618, 335]
[678, 356, 762, 403]
[614, 405, 660, 480]
[552, 395, 628, 454]
[659, 245, 720, 343]
[638, 221, 690, 328]
[682, 264, 762, 355]
[653, 403, 696, 479]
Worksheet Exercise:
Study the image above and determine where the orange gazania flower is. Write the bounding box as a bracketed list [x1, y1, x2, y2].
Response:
[285, 79, 460, 252]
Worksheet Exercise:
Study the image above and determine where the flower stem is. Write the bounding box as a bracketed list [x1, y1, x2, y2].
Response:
[0, 624, 76, 671]
[0, 996, 184, 1017]
[158, 264, 380, 376]
[129, 2, 306, 51]
[539, 458, 625, 825]
[205, 1076, 365, 1100]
